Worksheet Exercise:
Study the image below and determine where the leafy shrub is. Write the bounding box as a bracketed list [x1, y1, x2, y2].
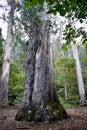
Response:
[54, 57, 79, 107]
[9, 63, 25, 105]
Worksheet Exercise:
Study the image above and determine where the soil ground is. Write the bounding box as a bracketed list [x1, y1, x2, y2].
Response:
[0, 106, 87, 130]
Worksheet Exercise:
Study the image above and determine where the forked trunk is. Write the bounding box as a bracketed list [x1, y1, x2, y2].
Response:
[15, 8, 68, 122]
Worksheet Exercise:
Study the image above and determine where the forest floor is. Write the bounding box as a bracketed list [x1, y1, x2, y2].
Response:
[0, 106, 87, 130]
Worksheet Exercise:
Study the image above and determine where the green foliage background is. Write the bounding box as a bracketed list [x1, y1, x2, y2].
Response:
[8, 39, 25, 106]
[54, 56, 87, 107]
[9, 63, 25, 105]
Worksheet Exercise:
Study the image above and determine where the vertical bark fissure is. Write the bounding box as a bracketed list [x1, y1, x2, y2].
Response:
[22, 44, 35, 106]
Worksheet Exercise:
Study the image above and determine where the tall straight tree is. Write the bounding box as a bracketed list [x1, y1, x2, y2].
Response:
[72, 45, 86, 104]
[15, 3, 68, 122]
[67, 18, 86, 105]
[0, 0, 15, 106]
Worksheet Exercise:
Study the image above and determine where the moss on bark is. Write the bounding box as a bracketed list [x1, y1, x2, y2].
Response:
[15, 101, 68, 122]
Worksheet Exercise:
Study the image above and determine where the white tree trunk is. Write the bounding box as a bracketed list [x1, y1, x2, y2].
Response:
[50, 46, 54, 69]
[72, 44, 86, 104]
[0, 0, 15, 105]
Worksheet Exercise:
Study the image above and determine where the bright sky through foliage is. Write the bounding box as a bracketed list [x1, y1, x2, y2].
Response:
[0, 0, 87, 40]
[0, 0, 8, 39]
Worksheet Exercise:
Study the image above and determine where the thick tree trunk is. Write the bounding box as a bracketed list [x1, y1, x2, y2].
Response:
[15, 7, 68, 122]
[0, 0, 15, 106]
[15, 39, 68, 122]
[72, 45, 86, 105]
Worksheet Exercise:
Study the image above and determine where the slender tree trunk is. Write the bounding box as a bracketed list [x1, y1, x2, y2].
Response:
[72, 45, 86, 104]
[0, 0, 15, 106]
[50, 46, 54, 69]
[64, 78, 68, 101]
[15, 7, 68, 122]
[68, 17, 86, 105]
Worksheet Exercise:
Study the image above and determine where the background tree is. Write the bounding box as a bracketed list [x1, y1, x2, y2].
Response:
[0, 28, 4, 75]
[0, 0, 15, 106]
[72, 44, 86, 104]
[50, 14, 87, 106]
[63, 17, 86, 104]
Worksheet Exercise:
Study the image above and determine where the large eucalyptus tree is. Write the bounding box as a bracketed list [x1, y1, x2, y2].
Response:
[15, 3, 68, 122]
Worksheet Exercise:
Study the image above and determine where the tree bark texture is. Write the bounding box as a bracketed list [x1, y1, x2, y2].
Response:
[0, 0, 15, 106]
[15, 7, 68, 122]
